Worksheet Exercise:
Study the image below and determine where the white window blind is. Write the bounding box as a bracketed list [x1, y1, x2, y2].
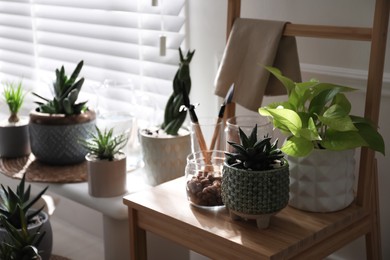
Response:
[0, 0, 187, 124]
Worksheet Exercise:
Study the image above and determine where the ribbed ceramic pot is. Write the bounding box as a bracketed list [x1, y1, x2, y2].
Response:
[288, 149, 356, 212]
[221, 160, 289, 229]
[140, 128, 191, 186]
[0, 211, 53, 260]
[86, 152, 127, 197]
[29, 109, 96, 165]
[0, 117, 31, 158]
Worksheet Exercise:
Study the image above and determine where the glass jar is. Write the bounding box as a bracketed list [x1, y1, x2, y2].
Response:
[185, 150, 225, 208]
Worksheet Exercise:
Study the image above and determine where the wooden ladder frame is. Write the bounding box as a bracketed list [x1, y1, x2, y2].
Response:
[225, 0, 389, 258]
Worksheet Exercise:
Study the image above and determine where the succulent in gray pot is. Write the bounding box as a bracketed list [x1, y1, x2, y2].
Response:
[30, 60, 96, 165]
[81, 126, 128, 197]
[0, 174, 52, 260]
[140, 48, 195, 186]
[0, 81, 31, 158]
[222, 125, 289, 229]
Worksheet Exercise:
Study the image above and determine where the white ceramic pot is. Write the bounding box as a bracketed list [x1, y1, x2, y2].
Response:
[288, 149, 356, 212]
[140, 127, 191, 186]
[86, 152, 127, 197]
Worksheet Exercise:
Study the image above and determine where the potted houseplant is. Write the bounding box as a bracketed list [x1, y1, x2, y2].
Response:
[29, 60, 96, 165]
[81, 126, 128, 197]
[139, 48, 195, 186]
[221, 125, 289, 229]
[0, 174, 52, 260]
[259, 66, 385, 212]
[0, 81, 31, 158]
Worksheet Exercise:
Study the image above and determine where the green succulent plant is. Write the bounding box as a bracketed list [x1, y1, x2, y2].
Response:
[161, 48, 195, 135]
[2, 81, 26, 123]
[32, 60, 87, 115]
[0, 174, 48, 230]
[0, 212, 44, 260]
[225, 125, 285, 171]
[81, 126, 128, 161]
[259, 66, 385, 157]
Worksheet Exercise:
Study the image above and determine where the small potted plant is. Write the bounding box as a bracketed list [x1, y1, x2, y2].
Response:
[0, 81, 31, 158]
[139, 48, 195, 186]
[0, 174, 52, 260]
[221, 125, 289, 229]
[81, 126, 128, 197]
[259, 66, 385, 212]
[30, 60, 96, 165]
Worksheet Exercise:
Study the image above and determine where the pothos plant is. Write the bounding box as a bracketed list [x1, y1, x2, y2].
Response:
[161, 48, 195, 135]
[259, 66, 385, 157]
[2, 81, 26, 123]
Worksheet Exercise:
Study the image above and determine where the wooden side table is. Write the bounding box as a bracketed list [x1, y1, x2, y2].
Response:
[123, 177, 369, 260]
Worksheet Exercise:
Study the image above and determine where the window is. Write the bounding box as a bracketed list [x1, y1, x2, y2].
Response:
[0, 0, 187, 124]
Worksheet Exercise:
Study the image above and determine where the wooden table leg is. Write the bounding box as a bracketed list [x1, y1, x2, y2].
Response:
[128, 207, 147, 260]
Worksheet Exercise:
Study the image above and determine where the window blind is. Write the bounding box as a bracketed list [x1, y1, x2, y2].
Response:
[0, 0, 187, 124]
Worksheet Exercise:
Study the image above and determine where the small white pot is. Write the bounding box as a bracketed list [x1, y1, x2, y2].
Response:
[288, 149, 356, 212]
[139, 127, 191, 186]
[86, 152, 127, 197]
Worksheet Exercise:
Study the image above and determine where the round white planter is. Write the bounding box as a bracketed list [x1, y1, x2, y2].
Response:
[288, 149, 356, 212]
[86, 152, 127, 197]
[140, 127, 191, 186]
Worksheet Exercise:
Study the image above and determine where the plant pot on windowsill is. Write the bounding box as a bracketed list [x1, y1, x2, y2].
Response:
[29, 60, 97, 165]
[81, 126, 128, 197]
[0, 117, 31, 158]
[0, 81, 31, 158]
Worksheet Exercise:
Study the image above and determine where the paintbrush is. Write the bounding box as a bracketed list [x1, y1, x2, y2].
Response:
[181, 89, 210, 164]
[209, 83, 235, 151]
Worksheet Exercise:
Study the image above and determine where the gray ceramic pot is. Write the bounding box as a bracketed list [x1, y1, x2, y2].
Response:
[29, 110, 96, 165]
[0, 117, 31, 158]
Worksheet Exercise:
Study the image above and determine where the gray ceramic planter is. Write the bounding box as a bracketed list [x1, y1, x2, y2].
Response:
[29, 110, 96, 165]
[0, 117, 31, 158]
[0, 211, 53, 260]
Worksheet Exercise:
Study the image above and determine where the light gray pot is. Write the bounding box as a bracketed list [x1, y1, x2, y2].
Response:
[86, 152, 127, 197]
[29, 110, 96, 165]
[0, 211, 53, 260]
[0, 117, 31, 158]
[140, 127, 191, 186]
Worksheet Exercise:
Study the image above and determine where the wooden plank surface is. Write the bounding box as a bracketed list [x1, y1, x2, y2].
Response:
[124, 177, 368, 259]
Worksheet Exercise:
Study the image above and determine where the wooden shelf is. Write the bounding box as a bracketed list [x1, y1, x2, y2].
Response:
[123, 177, 369, 259]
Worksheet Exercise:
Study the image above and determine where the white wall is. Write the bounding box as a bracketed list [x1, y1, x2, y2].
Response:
[187, 1, 390, 259]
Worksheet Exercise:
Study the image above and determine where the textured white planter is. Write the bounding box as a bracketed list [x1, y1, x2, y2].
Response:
[140, 128, 191, 186]
[86, 152, 127, 197]
[288, 149, 356, 212]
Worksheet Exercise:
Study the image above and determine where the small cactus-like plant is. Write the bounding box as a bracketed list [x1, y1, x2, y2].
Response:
[81, 126, 128, 161]
[2, 81, 26, 123]
[0, 212, 44, 260]
[0, 174, 48, 230]
[225, 125, 285, 171]
[161, 48, 195, 135]
[32, 60, 87, 115]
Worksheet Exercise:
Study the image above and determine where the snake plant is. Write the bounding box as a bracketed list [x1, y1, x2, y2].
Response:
[161, 48, 195, 135]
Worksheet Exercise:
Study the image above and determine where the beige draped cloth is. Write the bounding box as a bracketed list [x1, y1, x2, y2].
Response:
[214, 18, 302, 111]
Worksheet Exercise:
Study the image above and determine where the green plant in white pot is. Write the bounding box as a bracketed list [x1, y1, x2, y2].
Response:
[140, 48, 195, 186]
[0, 81, 31, 158]
[259, 66, 385, 212]
[222, 125, 289, 229]
[81, 126, 128, 197]
[30, 60, 96, 165]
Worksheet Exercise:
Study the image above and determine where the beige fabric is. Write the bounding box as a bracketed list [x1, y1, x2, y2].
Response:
[214, 18, 301, 111]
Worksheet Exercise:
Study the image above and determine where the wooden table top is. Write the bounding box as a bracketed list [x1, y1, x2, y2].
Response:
[123, 177, 368, 259]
